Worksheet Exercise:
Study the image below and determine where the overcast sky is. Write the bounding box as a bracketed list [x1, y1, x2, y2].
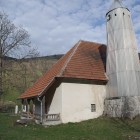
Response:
[0, 0, 140, 56]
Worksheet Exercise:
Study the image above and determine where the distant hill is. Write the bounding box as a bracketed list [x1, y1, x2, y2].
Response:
[3, 56, 17, 60]
[4, 52, 140, 61]
[2, 54, 63, 102]
[3, 54, 63, 61]
[20, 54, 63, 61]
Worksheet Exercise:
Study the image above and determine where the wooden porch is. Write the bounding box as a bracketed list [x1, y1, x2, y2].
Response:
[21, 97, 61, 125]
[21, 112, 60, 122]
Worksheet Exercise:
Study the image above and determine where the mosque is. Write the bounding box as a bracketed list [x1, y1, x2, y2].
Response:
[19, 0, 140, 125]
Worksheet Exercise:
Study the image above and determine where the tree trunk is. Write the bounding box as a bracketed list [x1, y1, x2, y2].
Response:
[0, 40, 3, 99]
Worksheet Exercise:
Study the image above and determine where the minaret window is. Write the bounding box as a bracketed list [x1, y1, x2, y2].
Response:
[107, 15, 111, 21]
[123, 13, 125, 16]
[115, 14, 117, 16]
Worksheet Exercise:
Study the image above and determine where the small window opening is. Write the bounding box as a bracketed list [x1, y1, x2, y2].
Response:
[123, 13, 125, 16]
[107, 15, 111, 21]
[91, 104, 96, 112]
[115, 14, 117, 16]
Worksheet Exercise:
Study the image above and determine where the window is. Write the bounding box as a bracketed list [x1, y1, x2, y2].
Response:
[115, 14, 117, 16]
[107, 15, 111, 21]
[91, 104, 96, 112]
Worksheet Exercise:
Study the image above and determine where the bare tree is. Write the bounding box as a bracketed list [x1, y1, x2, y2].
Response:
[0, 11, 39, 98]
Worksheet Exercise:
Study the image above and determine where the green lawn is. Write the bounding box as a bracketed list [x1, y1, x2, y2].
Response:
[0, 113, 140, 140]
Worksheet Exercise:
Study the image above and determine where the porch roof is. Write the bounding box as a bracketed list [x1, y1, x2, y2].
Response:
[19, 40, 107, 99]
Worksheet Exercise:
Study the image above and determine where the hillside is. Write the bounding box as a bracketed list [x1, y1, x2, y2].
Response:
[2, 55, 63, 102]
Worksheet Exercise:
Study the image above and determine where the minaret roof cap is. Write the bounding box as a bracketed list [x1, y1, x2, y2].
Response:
[107, 0, 127, 14]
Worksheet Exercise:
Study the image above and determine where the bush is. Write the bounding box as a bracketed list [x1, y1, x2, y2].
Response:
[0, 101, 15, 113]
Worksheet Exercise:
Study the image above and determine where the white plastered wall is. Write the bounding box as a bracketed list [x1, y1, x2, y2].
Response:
[61, 83, 106, 123]
[47, 84, 62, 115]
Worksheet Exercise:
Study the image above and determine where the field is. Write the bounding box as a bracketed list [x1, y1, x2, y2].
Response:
[0, 113, 140, 140]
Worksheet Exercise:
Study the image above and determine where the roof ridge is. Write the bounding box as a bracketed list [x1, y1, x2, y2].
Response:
[58, 41, 81, 77]
[19, 40, 108, 99]
[38, 41, 81, 97]
[80, 40, 105, 45]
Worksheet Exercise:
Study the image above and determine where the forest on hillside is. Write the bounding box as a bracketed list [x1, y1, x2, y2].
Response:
[1, 55, 62, 102]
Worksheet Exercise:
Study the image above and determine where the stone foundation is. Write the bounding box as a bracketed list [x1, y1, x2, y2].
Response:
[104, 96, 140, 119]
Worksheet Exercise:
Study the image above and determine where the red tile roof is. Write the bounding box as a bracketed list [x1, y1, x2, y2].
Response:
[19, 40, 107, 99]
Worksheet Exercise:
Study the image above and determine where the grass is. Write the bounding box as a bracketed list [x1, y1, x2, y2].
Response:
[0, 113, 140, 140]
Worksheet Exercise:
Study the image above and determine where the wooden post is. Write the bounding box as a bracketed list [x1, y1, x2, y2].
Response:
[32, 99, 35, 119]
[21, 99, 24, 112]
[27, 99, 30, 118]
[0, 40, 3, 100]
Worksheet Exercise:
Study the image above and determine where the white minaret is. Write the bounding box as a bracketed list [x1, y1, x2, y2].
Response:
[106, 0, 140, 97]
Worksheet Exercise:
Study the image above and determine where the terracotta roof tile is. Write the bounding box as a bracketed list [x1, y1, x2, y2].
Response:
[19, 40, 107, 99]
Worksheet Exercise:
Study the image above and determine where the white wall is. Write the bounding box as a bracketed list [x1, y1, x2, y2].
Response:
[61, 83, 106, 123]
[47, 84, 62, 115]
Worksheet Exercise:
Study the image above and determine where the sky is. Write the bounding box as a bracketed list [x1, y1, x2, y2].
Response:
[0, 0, 140, 56]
